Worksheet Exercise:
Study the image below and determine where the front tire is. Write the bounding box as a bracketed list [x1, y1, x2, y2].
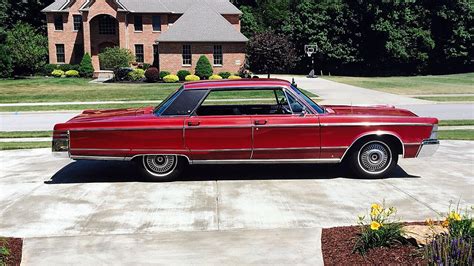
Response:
[349, 140, 398, 179]
[140, 155, 185, 181]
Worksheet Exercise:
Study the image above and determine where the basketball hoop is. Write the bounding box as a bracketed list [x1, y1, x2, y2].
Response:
[305, 44, 318, 57]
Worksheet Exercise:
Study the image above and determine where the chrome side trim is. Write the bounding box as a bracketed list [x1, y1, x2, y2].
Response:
[254, 124, 318, 128]
[321, 146, 349, 150]
[192, 148, 252, 152]
[52, 151, 69, 158]
[340, 131, 405, 161]
[320, 122, 433, 127]
[70, 127, 183, 132]
[253, 147, 319, 151]
[189, 158, 340, 165]
[71, 155, 127, 161]
[70, 148, 130, 151]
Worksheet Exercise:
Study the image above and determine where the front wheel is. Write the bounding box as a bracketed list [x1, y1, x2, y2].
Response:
[140, 155, 185, 181]
[348, 140, 398, 179]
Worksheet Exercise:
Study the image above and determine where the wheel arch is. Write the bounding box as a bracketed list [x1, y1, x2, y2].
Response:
[341, 131, 404, 161]
[130, 154, 191, 164]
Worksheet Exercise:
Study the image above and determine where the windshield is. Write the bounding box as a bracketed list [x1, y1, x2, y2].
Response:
[290, 85, 325, 114]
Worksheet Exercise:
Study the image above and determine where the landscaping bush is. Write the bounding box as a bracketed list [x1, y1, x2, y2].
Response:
[0, 44, 13, 78]
[425, 233, 472, 265]
[115, 67, 133, 81]
[65, 70, 79, 77]
[159, 71, 170, 80]
[228, 75, 242, 79]
[79, 53, 94, 78]
[177, 70, 191, 81]
[209, 74, 223, 80]
[218, 72, 231, 79]
[185, 74, 200, 81]
[353, 203, 404, 255]
[194, 55, 213, 79]
[43, 64, 57, 76]
[163, 74, 179, 83]
[127, 68, 145, 81]
[141, 63, 151, 70]
[51, 69, 64, 77]
[98, 47, 134, 70]
[58, 64, 72, 72]
[145, 67, 159, 82]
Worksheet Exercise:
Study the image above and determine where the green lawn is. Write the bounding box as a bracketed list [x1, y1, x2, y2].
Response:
[0, 103, 157, 112]
[0, 131, 52, 138]
[0, 141, 51, 150]
[415, 96, 474, 102]
[438, 130, 474, 141]
[324, 73, 474, 95]
[439, 120, 474, 126]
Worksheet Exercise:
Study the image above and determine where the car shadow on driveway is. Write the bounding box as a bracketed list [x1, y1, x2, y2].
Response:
[45, 160, 420, 184]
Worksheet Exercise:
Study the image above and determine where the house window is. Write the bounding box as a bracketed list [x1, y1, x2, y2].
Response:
[73, 15, 82, 31]
[54, 15, 63, 31]
[73, 44, 84, 64]
[213, 45, 223, 65]
[134, 15, 143, 31]
[182, 44, 191, 65]
[98, 15, 116, 34]
[153, 44, 159, 66]
[135, 44, 144, 63]
[152, 15, 161, 31]
[56, 44, 65, 63]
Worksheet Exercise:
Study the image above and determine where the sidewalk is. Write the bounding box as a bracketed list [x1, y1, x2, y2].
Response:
[22, 228, 323, 265]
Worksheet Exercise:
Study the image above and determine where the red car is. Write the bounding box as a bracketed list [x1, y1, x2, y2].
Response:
[53, 79, 439, 181]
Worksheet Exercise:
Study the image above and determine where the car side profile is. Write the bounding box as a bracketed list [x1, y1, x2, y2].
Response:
[52, 79, 439, 181]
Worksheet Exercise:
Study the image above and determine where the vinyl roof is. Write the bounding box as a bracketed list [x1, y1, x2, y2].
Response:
[42, 0, 242, 14]
[183, 79, 292, 90]
[156, 3, 248, 42]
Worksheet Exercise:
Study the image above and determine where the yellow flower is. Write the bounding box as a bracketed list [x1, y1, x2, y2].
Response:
[442, 219, 449, 228]
[370, 221, 382, 231]
[449, 211, 461, 221]
[371, 203, 381, 210]
[426, 218, 434, 226]
[371, 209, 380, 217]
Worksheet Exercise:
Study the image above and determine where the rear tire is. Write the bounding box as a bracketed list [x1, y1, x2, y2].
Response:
[140, 155, 186, 181]
[348, 140, 398, 179]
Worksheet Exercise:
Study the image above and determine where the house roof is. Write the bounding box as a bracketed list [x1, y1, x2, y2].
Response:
[156, 3, 248, 43]
[42, 0, 242, 14]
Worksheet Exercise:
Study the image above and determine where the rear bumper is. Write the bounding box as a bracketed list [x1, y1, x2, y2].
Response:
[416, 139, 439, 157]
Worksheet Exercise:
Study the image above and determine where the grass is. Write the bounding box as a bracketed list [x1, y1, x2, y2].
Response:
[324, 73, 474, 95]
[0, 131, 52, 138]
[439, 120, 474, 126]
[0, 142, 51, 150]
[0, 103, 157, 112]
[416, 96, 474, 102]
[438, 130, 474, 140]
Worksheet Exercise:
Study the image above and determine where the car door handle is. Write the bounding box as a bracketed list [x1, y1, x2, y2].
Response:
[254, 120, 267, 125]
[187, 121, 200, 126]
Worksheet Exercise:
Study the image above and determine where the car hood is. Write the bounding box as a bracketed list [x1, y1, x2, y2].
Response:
[69, 106, 155, 122]
[323, 104, 417, 117]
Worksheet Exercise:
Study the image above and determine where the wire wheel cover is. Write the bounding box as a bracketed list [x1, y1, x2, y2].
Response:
[358, 142, 391, 173]
[144, 155, 177, 176]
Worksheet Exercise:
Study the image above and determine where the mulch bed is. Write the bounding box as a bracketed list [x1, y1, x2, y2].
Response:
[322, 224, 426, 265]
[0, 238, 22, 266]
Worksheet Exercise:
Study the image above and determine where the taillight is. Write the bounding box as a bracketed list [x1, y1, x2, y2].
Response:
[52, 130, 69, 152]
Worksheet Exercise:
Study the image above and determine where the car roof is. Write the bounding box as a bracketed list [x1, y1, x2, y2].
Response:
[183, 78, 292, 90]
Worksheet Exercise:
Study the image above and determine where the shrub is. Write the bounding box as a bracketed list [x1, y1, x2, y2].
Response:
[65, 70, 79, 77]
[145, 67, 159, 82]
[425, 234, 472, 265]
[99, 47, 134, 70]
[228, 75, 242, 80]
[194, 55, 213, 79]
[353, 202, 404, 255]
[163, 74, 179, 83]
[79, 53, 94, 78]
[127, 68, 145, 81]
[0, 44, 13, 78]
[185, 74, 200, 81]
[218, 72, 231, 79]
[209, 74, 223, 80]
[115, 67, 133, 81]
[177, 70, 191, 81]
[43, 64, 57, 75]
[159, 71, 170, 80]
[51, 69, 64, 77]
[58, 64, 72, 72]
[141, 63, 151, 70]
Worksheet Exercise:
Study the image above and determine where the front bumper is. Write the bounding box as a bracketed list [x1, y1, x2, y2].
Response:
[416, 139, 439, 157]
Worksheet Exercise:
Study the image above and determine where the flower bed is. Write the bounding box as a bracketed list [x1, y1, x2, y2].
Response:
[0, 237, 22, 265]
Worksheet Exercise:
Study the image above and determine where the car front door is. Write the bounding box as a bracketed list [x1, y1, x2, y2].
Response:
[251, 89, 321, 160]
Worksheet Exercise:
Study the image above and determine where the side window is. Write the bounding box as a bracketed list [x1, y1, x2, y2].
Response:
[286, 92, 305, 114]
[195, 89, 293, 116]
[162, 90, 207, 116]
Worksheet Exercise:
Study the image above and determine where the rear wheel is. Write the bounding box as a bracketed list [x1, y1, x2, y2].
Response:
[349, 140, 398, 179]
[140, 155, 185, 181]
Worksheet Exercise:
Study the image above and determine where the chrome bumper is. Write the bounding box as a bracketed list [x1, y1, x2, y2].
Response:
[416, 139, 439, 157]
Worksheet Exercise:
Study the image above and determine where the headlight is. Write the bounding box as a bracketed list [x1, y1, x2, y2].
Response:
[430, 124, 438, 140]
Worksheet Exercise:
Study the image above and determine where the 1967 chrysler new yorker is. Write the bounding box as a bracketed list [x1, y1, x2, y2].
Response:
[53, 79, 439, 181]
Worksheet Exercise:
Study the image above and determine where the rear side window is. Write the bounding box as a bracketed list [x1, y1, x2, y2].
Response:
[162, 90, 207, 116]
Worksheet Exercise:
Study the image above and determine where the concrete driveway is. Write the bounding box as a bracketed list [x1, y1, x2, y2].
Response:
[0, 140, 472, 264]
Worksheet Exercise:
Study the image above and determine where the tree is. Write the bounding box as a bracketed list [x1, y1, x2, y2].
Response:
[246, 31, 297, 77]
[98, 47, 134, 70]
[6, 0, 54, 31]
[194, 55, 213, 79]
[6, 22, 48, 75]
[79, 53, 94, 78]
[239, 5, 263, 38]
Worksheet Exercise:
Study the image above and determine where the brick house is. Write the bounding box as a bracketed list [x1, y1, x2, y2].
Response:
[42, 0, 248, 76]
